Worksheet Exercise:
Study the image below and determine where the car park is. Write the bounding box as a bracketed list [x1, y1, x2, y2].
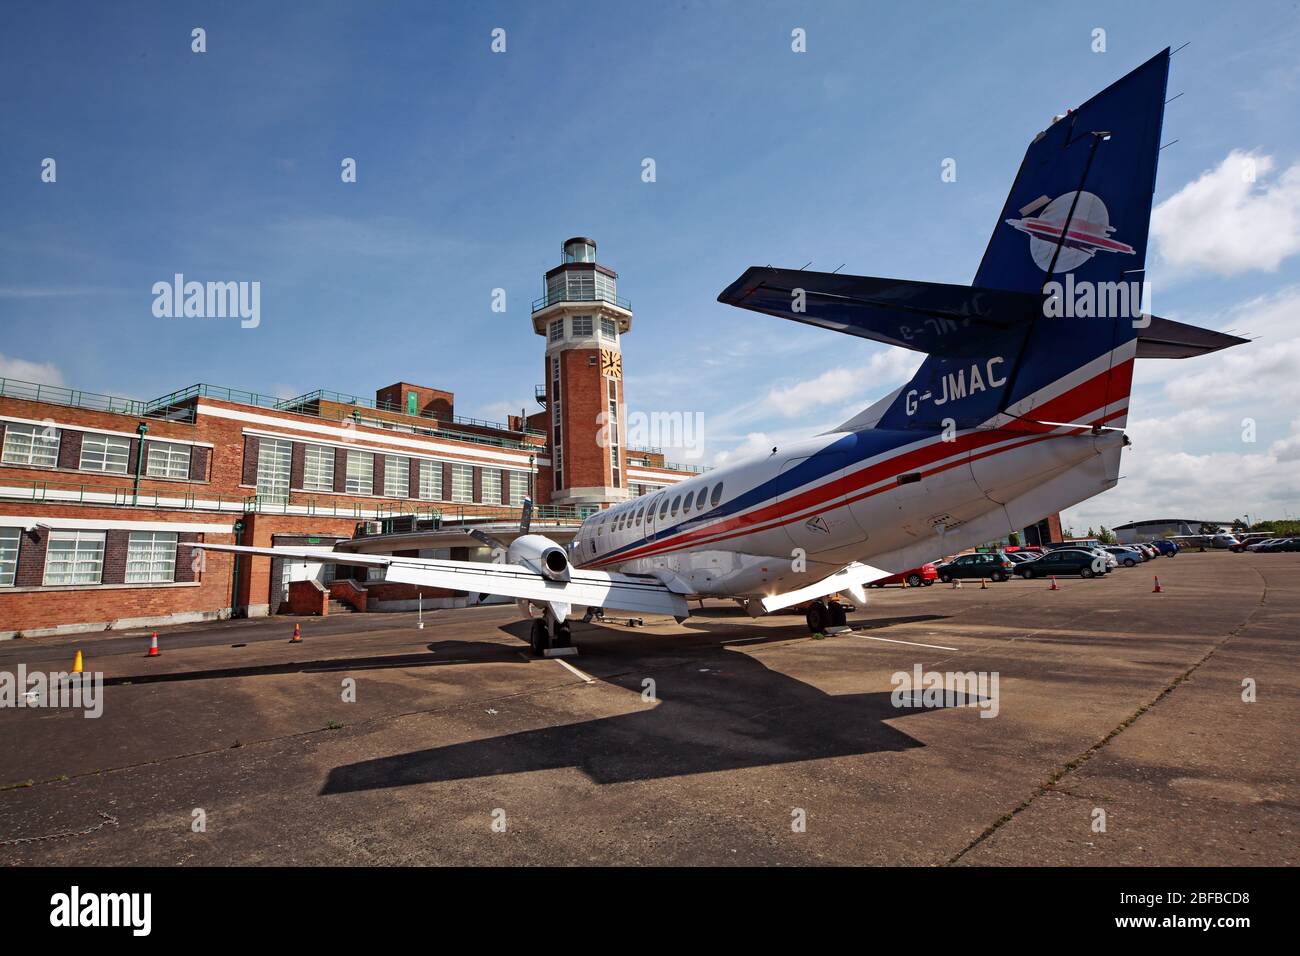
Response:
[1256, 537, 1300, 553]
[935, 552, 1016, 583]
[871, 563, 938, 588]
[1015, 549, 1108, 579]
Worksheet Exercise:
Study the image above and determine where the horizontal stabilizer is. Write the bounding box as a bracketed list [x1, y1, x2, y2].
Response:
[717, 267, 1042, 356]
[1135, 316, 1250, 359]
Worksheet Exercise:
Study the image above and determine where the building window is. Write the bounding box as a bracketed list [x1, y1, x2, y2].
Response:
[146, 441, 192, 479]
[303, 445, 335, 492]
[126, 531, 177, 583]
[571, 315, 593, 337]
[450, 463, 473, 502]
[43, 530, 105, 585]
[418, 460, 442, 500]
[256, 438, 292, 502]
[481, 467, 502, 503]
[0, 527, 19, 586]
[79, 433, 132, 474]
[384, 455, 409, 497]
[548, 319, 564, 342]
[508, 471, 527, 507]
[600, 316, 618, 340]
[2, 422, 61, 468]
[345, 451, 374, 495]
[607, 378, 620, 488]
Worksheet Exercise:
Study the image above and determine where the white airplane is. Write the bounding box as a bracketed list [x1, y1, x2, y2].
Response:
[194, 50, 1244, 655]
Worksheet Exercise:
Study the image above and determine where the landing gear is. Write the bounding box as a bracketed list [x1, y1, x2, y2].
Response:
[828, 602, 847, 628]
[529, 618, 549, 656]
[529, 612, 573, 656]
[804, 601, 828, 634]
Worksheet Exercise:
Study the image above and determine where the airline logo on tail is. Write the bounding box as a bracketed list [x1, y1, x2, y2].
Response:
[1004, 190, 1136, 272]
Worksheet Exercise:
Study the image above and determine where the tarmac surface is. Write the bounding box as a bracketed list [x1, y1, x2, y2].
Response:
[0, 551, 1295, 866]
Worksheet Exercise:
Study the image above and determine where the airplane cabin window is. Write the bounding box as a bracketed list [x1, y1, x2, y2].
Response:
[670, 495, 681, 517]
[659, 497, 670, 520]
[697, 487, 709, 510]
[635, 507, 643, 525]
[710, 483, 723, 507]
[682, 490, 694, 511]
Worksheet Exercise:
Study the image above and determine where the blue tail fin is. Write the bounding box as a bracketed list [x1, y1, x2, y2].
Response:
[721, 50, 1241, 433]
[893, 48, 1171, 431]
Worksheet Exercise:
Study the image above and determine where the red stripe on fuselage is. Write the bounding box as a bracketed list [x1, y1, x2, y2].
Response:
[586, 360, 1132, 568]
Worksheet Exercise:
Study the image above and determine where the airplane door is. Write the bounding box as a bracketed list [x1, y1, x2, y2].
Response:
[777, 453, 865, 556]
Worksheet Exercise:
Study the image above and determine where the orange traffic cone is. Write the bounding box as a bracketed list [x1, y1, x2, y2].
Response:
[72, 650, 84, 673]
[290, 622, 302, 643]
[1049, 576, 1060, 591]
[146, 632, 160, 657]
[980, 578, 988, 590]
[1152, 576, 1164, 593]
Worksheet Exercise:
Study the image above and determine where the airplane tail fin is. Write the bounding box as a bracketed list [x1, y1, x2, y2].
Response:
[720, 49, 1248, 435]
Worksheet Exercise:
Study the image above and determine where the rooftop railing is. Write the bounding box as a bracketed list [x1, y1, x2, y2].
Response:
[0, 377, 164, 419]
[531, 290, 631, 313]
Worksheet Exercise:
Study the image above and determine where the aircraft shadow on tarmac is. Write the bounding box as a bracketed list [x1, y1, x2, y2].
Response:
[319, 631, 984, 793]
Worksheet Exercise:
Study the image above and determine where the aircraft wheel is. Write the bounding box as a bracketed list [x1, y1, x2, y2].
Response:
[805, 602, 829, 634]
[553, 621, 572, 648]
[529, 618, 550, 656]
[828, 602, 847, 628]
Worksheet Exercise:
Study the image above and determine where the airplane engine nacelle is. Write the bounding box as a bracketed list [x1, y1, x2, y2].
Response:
[507, 533, 571, 582]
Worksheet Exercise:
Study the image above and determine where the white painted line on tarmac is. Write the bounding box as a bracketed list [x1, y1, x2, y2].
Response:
[556, 658, 595, 683]
[853, 634, 959, 651]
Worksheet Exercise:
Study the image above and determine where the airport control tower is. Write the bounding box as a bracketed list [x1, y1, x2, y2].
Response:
[531, 237, 633, 510]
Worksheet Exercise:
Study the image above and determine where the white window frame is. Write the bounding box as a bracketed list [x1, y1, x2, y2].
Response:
[303, 444, 335, 493]
[125, 531, 178, 584]
[0, 527, 19, 587]
[78, 433, 132, 474]
[2, 422, 61, 468]
[384, 455, 409, 498]
[418, 459, 443, 500]
[481, 467, 502, 504]
[42, 530, 105, 586]
[146, 441, 192, 479]
[571, 315, 593, 337]
[450, 463, 473, 503]
[256, 438, 292, 503]
[600, 316, 618, 340]
[508, 471, 527, 507]
[345, 450, 374, 496]
[548, 319, 564, 342]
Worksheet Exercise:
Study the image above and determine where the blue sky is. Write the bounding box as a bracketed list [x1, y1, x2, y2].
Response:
[3, 1, 1300, 529]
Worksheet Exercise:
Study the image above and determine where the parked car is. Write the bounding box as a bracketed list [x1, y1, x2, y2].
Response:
[1152, 539, 1179, 556]
[1132, 543, 1154, 560]
[1245, 538, 1280, 552]
[1004, 551, 1035, 564]
[1103, 545, 1144, 567]
[1016, 548, 1109, 579]
[1257, 537, 1300, 553]
[935, 551, 1016, 583]
[871, 563, 938, 588]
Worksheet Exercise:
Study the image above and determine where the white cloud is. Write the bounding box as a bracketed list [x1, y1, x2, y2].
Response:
[1151, 150, 1300, 275]
[761, 350, 921, 418]
[0, 353, 64, 386]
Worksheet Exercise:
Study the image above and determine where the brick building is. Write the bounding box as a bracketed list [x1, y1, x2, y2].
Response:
[0, 238, 694, 637]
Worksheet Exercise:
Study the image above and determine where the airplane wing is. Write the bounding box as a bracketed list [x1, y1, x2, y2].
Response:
[187, 543, 690, 619]
[757, 561, 893, 614]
